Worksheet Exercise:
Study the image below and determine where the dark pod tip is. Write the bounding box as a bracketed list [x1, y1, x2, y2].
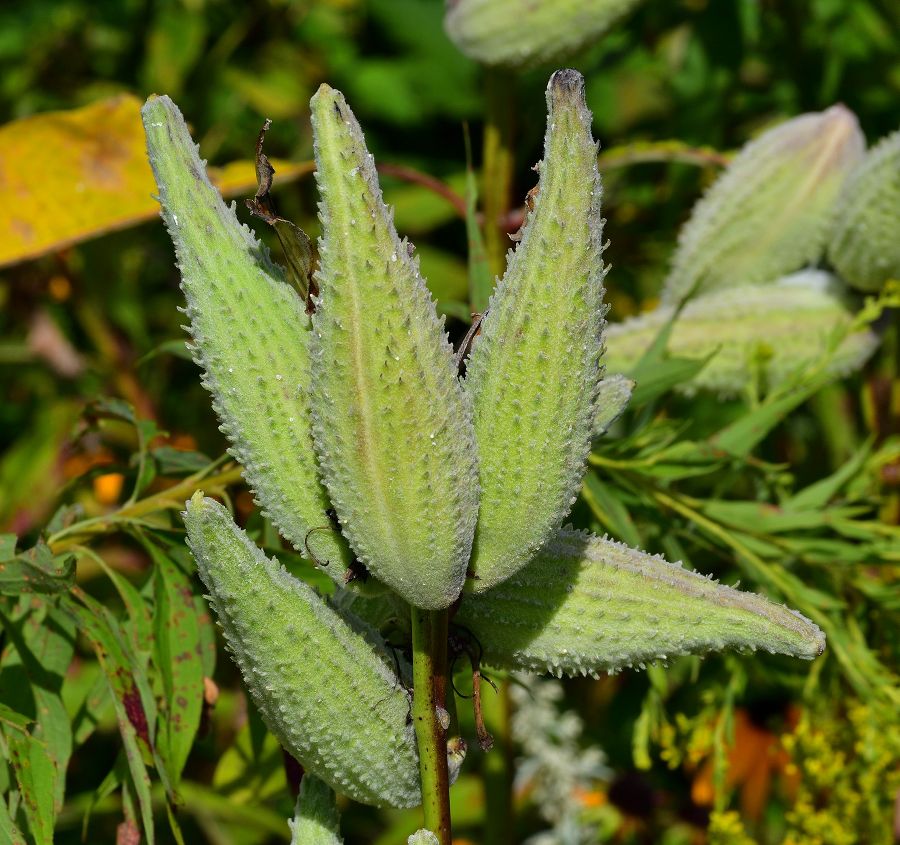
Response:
[548, 68, 585, 97]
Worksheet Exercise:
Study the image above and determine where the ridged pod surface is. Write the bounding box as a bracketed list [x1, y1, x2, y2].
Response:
[464, 69, 606, 593]
[662, 106, 865, 305]
[456, 528, 825, 676]
[605, 271, 878, 396]
[308, 85, 479, 610]
[829, 128, 900, 292]
[142, 96, 353, 584]
[593, 373, 634, 437]
[184, 494, 420, 808]
[289, 775, 342, 844]
[444, 0, 643, 68]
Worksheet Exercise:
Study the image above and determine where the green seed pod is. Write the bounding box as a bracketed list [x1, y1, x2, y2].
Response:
[464, 69, 606, 593]
[308, 85, 479, 610]
[289, 775, 342, 845]
[829, 127, 900, 292]
[593, 373, 634, 437]
[456, 528, 825, 677]
[662, 106, 865, 305]
[604, 271, 878, 396]
[142, 96, 354, 585]
[184, 494, 420, 808]
[445, 0, 643, 69]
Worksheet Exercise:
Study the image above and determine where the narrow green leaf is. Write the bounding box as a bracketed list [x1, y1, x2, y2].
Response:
[309, 84, 479, 609]
[60, 590, 158, 845]
[463, 125, 493, 315]
[289, 775, 342, 844]
[0, 796, 26, 844]
[184, 494, 421, 808]
[141, 95, 354, 585]
[0, 543, 75, 595]
[464, 69, 607, 593]
[148, 543, 203, 786]
[787, 438, 873, 511]
[456, 528, 825, 677]
[0, 703, 56, 845]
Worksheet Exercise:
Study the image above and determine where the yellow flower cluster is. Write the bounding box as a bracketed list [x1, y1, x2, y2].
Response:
[708, 810, 757, 845]
[781, 702, 900, 845]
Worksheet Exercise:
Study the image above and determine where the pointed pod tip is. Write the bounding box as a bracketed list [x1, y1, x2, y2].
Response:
[548, 68, 585, 95]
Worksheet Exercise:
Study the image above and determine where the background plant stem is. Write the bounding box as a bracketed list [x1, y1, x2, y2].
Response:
[482, 680, 515, 845]
[482, 67, 515, 280]
[411, 606, 452, 844]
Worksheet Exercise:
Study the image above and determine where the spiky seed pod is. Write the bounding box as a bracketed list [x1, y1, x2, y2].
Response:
[444, 0, 643, 69]
[308, 85, 479, 611]
[289, 775, 343, 845]
[593, 373, 634, 437]
[662, 106, 865, 305]
[828, 127, 900, 292]
[464, 69, 606, 593]
[184, 494, 420, 808]
[604, 271, 878, 396]
[142, 97, 353, 585]
[456, 528, 825, 677]
[407, 832, 440, 845]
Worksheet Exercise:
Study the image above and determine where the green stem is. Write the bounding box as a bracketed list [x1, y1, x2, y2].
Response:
[411, 607, 451, 844]
[482, 67, 515, 279]
[482, 679, 514, 845]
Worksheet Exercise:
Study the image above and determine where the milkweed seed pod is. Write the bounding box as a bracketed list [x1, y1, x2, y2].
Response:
[464, 69, 607, 593]
[184, 494, 420, 808]
[828, 127, 900, 292]
[408, 831, 440, 845]
[593, 373, 634, 437]
[445, 0, 644, 69]
[142, 96, 354, 585]
[662, 106, 865, 305]
[290, 776, 343, 845]
[604, 271, 878, 396]
[456, 528, 825, 676]
[308, 85, 479, 610]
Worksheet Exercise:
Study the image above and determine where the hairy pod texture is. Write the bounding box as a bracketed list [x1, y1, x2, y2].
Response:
[309, 85, 479, 610]
[184, 494, 420, 808]
[142, 96, 353, 584]
[662, 106, 865, 305]
[290, 775, 342, 845]
[407, 832, 440, 845]
[593, 373, 634, 437]
[464, 69, 607, 594]
[444, 0, 643, 68]
[456, 528, 826, 676]
[829, 127, 900, 292]
[605, 271, 878, 396]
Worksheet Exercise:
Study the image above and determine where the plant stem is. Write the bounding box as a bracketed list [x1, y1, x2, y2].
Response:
[482, 67, 515, 279]
[482, 679, 514, 845]
[411, 607, 452, 844]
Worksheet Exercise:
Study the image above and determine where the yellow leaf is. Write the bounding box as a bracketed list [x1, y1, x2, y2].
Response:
[0, 95, 313, 269]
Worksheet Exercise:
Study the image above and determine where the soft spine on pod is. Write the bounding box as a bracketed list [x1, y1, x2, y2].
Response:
[444, 0, 644, 69]
[455, 528, 825, 677]
[828, 127, 900, 292]
[289, 775, 343, 845]
[141, 96, 354, 584]
[662, 106, 865, 305]
[464, 69, 607, 593]
[183, 494, 420, 808]
[308, 84, 479, 610]
[604, 270, 878, 396]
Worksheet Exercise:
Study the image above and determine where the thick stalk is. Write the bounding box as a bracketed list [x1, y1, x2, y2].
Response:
[411, 607, 452, 844]
[482, 67, 515, 279]
[482, 680, 514, 845]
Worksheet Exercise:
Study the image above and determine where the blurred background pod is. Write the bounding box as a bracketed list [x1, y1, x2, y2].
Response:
[444, 0, 645, 68]
[184, 494, 421, 809]
[662, 106, 865, 305]
[605, 270, 879, 396]
[828, 127, 900, 292]
[289, 775, 342, 845]
[142, 95, 356, 586]
[308, 84, 479, 611]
